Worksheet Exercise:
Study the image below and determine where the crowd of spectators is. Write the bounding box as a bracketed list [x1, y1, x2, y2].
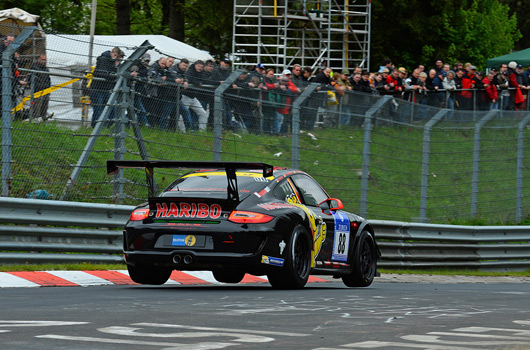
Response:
[370, 57, 530, 112]
[83, 52, 530, 133]
[6, 32, 530, 134]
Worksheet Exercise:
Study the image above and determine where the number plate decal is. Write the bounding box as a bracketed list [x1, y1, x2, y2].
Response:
[331, 211, 350, 261]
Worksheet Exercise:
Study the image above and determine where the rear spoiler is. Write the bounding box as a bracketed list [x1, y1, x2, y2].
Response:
[107, 160, 274, 201]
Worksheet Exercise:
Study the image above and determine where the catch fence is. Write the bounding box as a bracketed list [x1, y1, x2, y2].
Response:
[1, 25, 530, 224]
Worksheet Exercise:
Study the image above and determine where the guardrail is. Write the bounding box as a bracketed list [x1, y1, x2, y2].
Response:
[0, 198, 529, 270]
[0, 198, 132, 264]
[373, 220, 530, 270]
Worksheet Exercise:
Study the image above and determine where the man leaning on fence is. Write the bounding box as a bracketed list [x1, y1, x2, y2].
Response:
[28, 53, 51, 120]
[90, 46, 124, 127]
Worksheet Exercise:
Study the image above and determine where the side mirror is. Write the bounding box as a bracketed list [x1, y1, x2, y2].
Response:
[318, 198, 343, 214]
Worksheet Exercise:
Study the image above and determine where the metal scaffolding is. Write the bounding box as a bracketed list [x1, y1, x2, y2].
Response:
[232, 0, 371, 72]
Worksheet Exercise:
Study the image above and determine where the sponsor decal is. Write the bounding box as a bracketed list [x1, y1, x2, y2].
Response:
[286, 194, 326, 268]
[254, 187, 271, 198]
[261, 255, 284, 267]
[279, 240, 286, 255]
[331, 211, 350, 261]
[155, 202, 222, 219]
[172, 235, 198, 246]
[185, 235, 196, 246]
[257, 202, 296, 210]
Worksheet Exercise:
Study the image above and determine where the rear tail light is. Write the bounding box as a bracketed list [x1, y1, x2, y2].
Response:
[130, 209, 149, 221]
[228, 211, 274, 224]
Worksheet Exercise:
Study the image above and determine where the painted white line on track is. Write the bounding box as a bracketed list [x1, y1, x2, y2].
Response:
[36, 334, 233, 349]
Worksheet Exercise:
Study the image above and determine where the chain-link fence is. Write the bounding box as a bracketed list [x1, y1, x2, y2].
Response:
[1, 24, 530, 225]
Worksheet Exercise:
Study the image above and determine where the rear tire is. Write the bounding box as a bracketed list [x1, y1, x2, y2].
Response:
[342, 231, 377, 287]
[127, 264, 172, 285]
[212, 270, 245, 284]
[268, 225, 312, 289]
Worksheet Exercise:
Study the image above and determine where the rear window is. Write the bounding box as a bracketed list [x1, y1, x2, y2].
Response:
[165, 171, 272, 199]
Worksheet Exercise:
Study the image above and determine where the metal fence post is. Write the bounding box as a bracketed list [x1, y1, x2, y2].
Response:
[419, 109, 449, 222]
[291, 84, 318, 169]
[516, 113, 530, 223]
[360, 95, 392, 218]
[112, 84, 130, 204]
[470, 109, 499, 218]
[1, 27, 37, 197]
[213, 69, 244, 161]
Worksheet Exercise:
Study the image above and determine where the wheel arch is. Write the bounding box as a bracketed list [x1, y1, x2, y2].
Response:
[352, 222, 381, 259]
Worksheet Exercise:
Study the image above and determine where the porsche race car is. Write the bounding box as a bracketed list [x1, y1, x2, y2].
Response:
[107, 160, 380, 289]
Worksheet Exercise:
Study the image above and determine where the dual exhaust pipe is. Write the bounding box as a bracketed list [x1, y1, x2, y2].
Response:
[172, 254, 194, 265]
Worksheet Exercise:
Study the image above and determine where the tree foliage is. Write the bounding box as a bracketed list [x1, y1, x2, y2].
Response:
[370, 0, 520, 71]
[2, 0, 527, 67]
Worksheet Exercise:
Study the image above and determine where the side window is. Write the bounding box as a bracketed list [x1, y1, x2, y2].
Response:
[290, 174, 329, 207]
[273, 179, 296, 202]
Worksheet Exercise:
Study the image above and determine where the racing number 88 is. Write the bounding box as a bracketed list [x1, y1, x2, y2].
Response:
[337, 233, 346, 254]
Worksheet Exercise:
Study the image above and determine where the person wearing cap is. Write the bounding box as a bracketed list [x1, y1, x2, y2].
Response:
[128, 52, 152, 127]
[334, 68, 353, 125]
[90, 46, 124, 127]
[397, 67, 408, 81]
[307, 66, 334, 130]
[226, 70, 262, 133]
[378, 68, 392, 94]
[277, 69, 300, 134]
[250, 63, 266, 81]
[211, 59, 233, 129]
[507, 61, 527, 111]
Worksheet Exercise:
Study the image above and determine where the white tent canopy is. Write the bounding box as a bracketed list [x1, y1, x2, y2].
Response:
[46, 34, 214, 68]
[0, 7, 40, 24]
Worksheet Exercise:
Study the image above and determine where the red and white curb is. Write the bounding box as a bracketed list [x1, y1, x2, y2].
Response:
[0, 270, 331, 288]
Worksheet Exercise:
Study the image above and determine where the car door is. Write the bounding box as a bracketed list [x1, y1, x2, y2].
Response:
[288, 174, 340, 265]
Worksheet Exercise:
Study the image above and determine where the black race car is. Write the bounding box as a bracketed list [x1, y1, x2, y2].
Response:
[107, 160, 380, 289]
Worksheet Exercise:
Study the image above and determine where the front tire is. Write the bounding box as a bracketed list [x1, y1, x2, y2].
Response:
[127, 264, 172, 285]
[342, 231, 377, 287]
[268, 225, 312, 289]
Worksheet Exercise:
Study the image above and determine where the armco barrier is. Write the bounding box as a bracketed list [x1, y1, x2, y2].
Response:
[0, 198, 529, 269]
[0, 197, 133, 264]
[372, 220, 530, 270]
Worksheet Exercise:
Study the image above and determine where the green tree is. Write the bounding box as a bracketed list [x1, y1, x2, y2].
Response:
[183, 0, 233, 59]
[441, 0, 520, 67]
[370, 0, 520, 71]
[501, 0, 530, 50]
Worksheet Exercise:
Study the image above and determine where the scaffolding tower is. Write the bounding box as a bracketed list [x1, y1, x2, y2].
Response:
[232, 0, 371, 73]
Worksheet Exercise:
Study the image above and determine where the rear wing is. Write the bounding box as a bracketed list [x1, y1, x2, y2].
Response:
[107, 160, 274, 202]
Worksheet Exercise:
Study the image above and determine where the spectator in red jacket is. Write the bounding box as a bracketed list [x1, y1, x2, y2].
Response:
[507, 61, 527, 111]
[458, 64, 477, 110]
[386, 69, 403, 95]
[482, 70, 498, 110]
